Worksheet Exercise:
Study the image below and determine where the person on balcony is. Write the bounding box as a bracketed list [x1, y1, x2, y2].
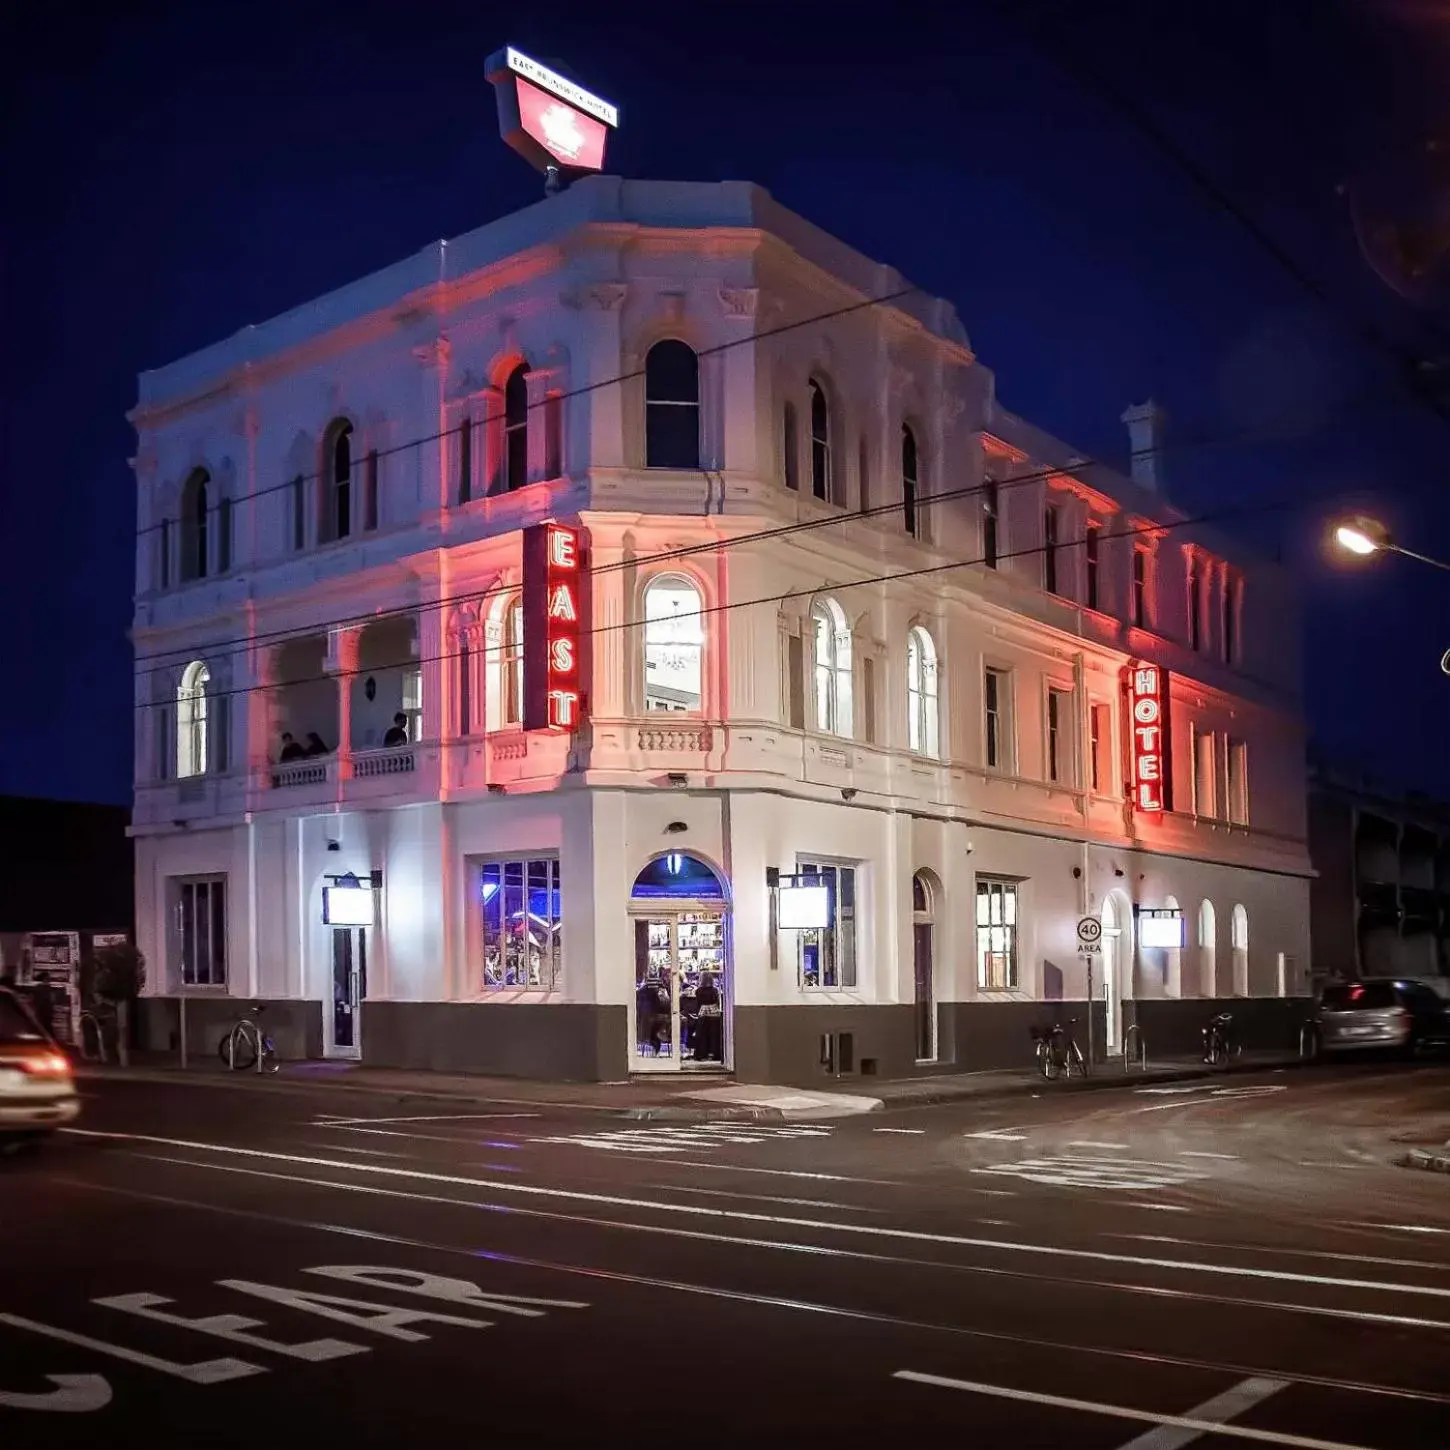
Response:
[383, 712, 409, 747]
[278, 732, 305, 762]
[304, 731, 330, 757]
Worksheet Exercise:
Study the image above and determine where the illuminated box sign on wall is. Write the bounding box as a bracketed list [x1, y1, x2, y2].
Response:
[1127, 664, 1173, 813]
[1138, 908, 1186, 949]
[323, 885, 374, 927]
[523, 521, 590, 732]
[485, 46, 619, 176]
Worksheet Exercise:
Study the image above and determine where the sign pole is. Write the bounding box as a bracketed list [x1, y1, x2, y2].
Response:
[1086, 958, 1095, 1070]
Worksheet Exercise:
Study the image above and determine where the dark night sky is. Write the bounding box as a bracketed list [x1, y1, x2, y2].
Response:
[4, 0, 1448, 806]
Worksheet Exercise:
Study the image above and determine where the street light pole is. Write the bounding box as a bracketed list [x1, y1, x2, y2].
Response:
[1331, 516, 1450, 668]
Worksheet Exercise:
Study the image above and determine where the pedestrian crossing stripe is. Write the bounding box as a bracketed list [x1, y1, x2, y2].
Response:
[532, 1123, 835, 1154]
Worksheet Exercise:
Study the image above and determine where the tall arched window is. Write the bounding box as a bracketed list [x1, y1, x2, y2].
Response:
[644, 575, 704, 713]
[179, 469, 210, 582]
[486, 595, 525, 730]
[812, 598, 853, 737]
[644, 340, 700, 469]
[809, 380, 831, 501]
[906, 626, 939, 757]
[1231, 903, 1249, 997]
[177, 661, 210, 778]
[324, 420, 353, 541]
[1198, 899, 1218, 998]
[902, 424, 920, 537]
[504, 364, 530, 490]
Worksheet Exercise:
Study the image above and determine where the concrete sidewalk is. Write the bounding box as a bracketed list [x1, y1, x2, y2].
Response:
[75, 1047, 1305, 1121]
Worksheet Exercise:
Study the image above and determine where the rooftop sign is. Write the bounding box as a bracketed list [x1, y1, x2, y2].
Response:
[486, 47, 619, 180]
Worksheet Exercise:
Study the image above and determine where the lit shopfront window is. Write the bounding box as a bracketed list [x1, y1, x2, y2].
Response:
[797, 859, 857, 989]
[481, 858, 561, 989]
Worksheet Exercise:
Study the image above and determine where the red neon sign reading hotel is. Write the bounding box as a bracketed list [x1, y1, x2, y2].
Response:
[523, 522, 589, 732]
[1128, 664, 1172, 813]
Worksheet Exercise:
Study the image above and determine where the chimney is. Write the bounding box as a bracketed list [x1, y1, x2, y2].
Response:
[1121, 400, 1167, 492]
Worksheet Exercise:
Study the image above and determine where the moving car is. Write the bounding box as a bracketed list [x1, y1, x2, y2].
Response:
[1314, 978, 1450, 1057]
[0, 987, 78, 1146]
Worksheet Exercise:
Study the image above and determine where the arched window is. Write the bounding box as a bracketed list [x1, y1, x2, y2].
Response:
[324, 420, 353, 541]
[486, 595, 525, 730]
[1199, 899, 1218, 998]
[906, 626, 939, 757]
[902, 424, 920, 537]
[644, 575, 704, 713]
[644, 340, 700, 469]
[782, 402, 799, 491]
[809, 380, 831, 501]
[217, 494, 233, 573]
[177, 661, 210, 778]
[179, 469, 210, 582]
[504, 364, 530, 490]
[812, 598, 853, 737]
[1231, 904, 1249, 997]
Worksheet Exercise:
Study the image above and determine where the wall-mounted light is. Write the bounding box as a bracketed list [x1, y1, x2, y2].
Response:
[326, 839, 341, 852]
[666, 772, 688, 787]
[664, 821, 689, 834]
[1114, 867, 1125, 878]
[841, 787, 857, 801]
[488, 783, 506, 795]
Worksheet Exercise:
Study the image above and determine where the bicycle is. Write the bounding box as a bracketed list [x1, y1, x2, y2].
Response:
[218, 1006, 280, 1073]
[1203, 1011, 1239, 1067]
[1031, 1020, 1088, 1081]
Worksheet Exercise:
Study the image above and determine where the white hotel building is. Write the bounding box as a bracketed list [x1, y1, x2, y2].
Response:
[130, 177, 1313, 1081]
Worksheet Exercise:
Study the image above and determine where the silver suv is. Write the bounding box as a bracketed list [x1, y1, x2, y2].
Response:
[1315, 978, 1450, 1056]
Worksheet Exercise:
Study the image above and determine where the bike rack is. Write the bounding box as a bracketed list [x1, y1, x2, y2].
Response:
[1298, 1021, 1319, 1062]
[1124, 1023, 1148, 1071]
[78, 1012, 108, 1065]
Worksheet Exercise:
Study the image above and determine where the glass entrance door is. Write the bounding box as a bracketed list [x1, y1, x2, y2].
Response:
[631, 910, 727, 1072]
[328, 926, 366, 1059]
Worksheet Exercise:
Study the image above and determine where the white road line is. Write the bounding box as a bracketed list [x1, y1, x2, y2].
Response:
[129, 1153, 1450, 1334]
[300, 1143, 415, 1159]
[1179, 1151, 1239, 1160]
[645, 1184, 885, 1212]
[1115, 1376, 1288, 1450]
[1127, 1204, 1191, 1213]
[873, 1128, 926, 1134]
[1353, 1223, 1449, 1236]
[894, 1370, 1359, 1450]
[315, 1113, 542, 1127]
[0, 1314, 261, 1385]
[1070, 1141, 1130, 1150]
[965, 1129, 1028, 1141]
[61, 1128, 1450, 1304]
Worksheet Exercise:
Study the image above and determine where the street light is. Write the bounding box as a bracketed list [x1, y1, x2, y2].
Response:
[1330, 514, 1450, 674]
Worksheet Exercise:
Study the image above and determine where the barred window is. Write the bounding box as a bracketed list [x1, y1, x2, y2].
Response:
[481, 858, 562, 990]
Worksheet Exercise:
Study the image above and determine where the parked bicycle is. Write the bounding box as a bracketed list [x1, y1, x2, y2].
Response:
[219, 1006, 279, 1073]
[1203, 1010, 1239, 1066]
[1031, 1020, 1088, 1080]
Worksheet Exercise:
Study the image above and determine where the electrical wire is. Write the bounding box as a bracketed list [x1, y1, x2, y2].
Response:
[137, 486, 1327, 721]
[131, 374, 1407, 683]
[134, 284, 923, 541]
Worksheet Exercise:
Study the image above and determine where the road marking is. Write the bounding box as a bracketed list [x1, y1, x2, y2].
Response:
[0, 1375, 112, 1413]
[873, 1128, 926, 1134]
[1179, 1151, 1239, 1160]
[1126, 1203, 1191, 1213]
[63, 1129, 1450, 1303]
[965, 1128, 1028, 1141]
[315, 1113, 541, 1126]
[94, 1293, 367, 1363]
[1134, 1086, 1288, 1114]
[973, 1156, 1208, 1192]
[894, 1370, 1360, 1450]
[1136, 1087, 1200, 1095]
[0, 1314, 262, 1384]
[1353, 1223, 1449, 1236]
[52, 1172, 1450, 1418]
[646, 1184, 885, 1212]
[1070, 1141, 1130, 1150]
[1116, 1376, 1288, 1449]
[531, 1123, 834, 1155]
[301, 1143, 415, 1159]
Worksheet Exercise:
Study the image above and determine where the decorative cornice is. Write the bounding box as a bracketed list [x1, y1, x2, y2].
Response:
[718, 286, 759, 320]
[411, 337, 451, 371]
[561, 282, 628, 312]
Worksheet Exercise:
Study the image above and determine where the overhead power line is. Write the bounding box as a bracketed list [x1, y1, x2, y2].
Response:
[135, 486, 1328, 720]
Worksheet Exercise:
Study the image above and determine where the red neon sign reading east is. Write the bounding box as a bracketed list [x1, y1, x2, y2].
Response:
[545, 524, 581, 730]
[1130, 665, 1166, 812]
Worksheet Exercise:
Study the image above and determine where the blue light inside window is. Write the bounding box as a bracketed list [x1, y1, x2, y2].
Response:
[630, 853, 724, 900]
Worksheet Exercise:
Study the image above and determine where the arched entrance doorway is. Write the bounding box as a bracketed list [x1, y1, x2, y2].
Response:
[912, 871, 938, 1062]
[629, 853, 730, 1073]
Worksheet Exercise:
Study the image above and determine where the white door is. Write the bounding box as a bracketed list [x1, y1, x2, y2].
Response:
[327, 926, 366, 1060]
[1101, 899, 1122, 1053]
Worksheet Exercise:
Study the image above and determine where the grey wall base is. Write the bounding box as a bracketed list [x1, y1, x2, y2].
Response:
[1127, 996, 1314, 1059]
[362, 1001, 629, 1082]
[136, 997, 323, 1062]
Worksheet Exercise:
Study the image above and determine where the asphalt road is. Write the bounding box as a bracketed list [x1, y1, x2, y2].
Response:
[4, 1062, 1449, 1448]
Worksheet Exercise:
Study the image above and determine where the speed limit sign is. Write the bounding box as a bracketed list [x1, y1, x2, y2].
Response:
[1076, 916, 1103, 952]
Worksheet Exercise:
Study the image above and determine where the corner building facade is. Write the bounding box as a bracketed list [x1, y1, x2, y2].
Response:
[130, 177, 1313, 1081]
